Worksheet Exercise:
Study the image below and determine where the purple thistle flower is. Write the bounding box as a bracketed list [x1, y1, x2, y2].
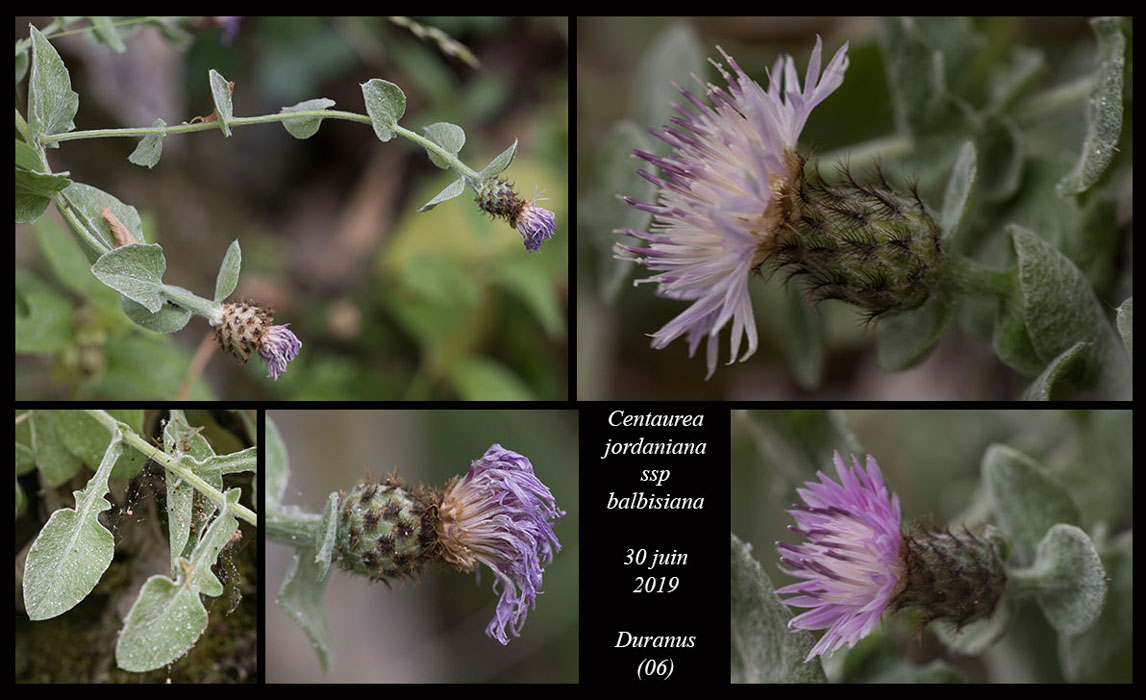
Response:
[212, 17, 242, 44]
[213, 301, 302, 381]
[259, 324, 302, 381]
[474, 178, 558, 252]
[517, 195, 557, 252]
[437, 444, 565, 644]
[775, 452, 903, 662]
[616, 37, 848, 378]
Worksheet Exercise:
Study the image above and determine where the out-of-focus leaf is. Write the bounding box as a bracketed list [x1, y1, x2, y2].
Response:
[731, 533, 826, 683]
[633, 22, 703, 134]
[982, 443, 1078, 565]
[941, 141, 977, 240]
[15, 269, 74, 354]
[1057, 18, 1126, 197]
[448, 356, 534, 401]
[876, 292, 953, 371]
[29, 411, 83, 487]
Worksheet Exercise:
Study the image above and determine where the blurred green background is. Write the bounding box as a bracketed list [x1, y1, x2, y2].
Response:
[577, 17, 1130, 400]
[730, 409, 1131, 682]
[265, 410, 578, 682]
[16, 17, 568, 400]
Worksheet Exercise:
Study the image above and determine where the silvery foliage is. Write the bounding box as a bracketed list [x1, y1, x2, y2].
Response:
[16, 19, 518, 349]
[730, 410, 1128, 682]
[17, 410, 256, 674]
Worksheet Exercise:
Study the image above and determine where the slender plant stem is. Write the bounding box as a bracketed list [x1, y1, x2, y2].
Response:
[82, 409, 258, 526]
[160, 284, 219, 319]
[266, 505, 322, 546]
[944, 253, 1015, 298]
[38, 109, 481, 181]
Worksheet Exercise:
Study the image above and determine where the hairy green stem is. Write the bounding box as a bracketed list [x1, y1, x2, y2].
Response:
[266, 505, 322, 546]
[82, 409, 258, 526]
[159, 284, 219, 319]
[943, 253, 1014, 298]
[38, 109, 481, 181]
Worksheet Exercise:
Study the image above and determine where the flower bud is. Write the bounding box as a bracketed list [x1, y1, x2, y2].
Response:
[334, 476, 439, 584]
[772, 158, 944, 319]
[890, 526, 1007, 629]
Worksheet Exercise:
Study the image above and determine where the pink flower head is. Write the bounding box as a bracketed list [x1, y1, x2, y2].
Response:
[776, 452, 903, 662]
[437, 444, 565, 644]
[617, 37, 849, 377]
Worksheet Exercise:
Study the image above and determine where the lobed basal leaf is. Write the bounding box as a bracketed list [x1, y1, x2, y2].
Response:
[23, 425, 123, 620]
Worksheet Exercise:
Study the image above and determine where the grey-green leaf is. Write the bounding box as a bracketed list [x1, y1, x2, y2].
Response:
[876, 292, 953, 371]
[633, 22, 703, 133]
[128, 118, 167, 168]
[15, 168, 71, 224]
[116, 576, 206, 672]
[784, 291, 824, 390]
[1056, 18, 1125, 197]
[314, 492, 340, 582]
[208, 69, 234, 137]
[419, 176, 466, 212]
[27, 25, 79, 147]
[361, 78, 406, 142]
[1115, 297, 1131, 358]
[265, 415, 289, 508]
[180, 445, 256, 481]
[23, 425, 123, 620]
[1010, 524, 1107, 636]
[731, 533, 827, 683]
[878, 18, 975, 137]
[280, 98, 336, 140]
[478, 139, 518, 180]
[1021, 340, 1088, 401]
[163, 411, 220, 571]
[1060, 530, 1132, 680]
[88, 16, 127, 53]
[115, 488, 240, 672]
[594, 121, 657, 302]
[277, 546, 334, 672]
[91, 243, 167, 312]
[29, 411, 83, 486]
[51, 410, 146, 480]
[121, 295, 192, 333]
[1011, 225, 1129, 396]
[421, 121, 465, 169]
[214, 240, 241, 303]
[982, 444, 1079, 565]
[61, 182, 145, 252]
[941, 141, 977, 240]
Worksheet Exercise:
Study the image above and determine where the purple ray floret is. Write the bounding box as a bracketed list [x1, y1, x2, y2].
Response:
[775, 452, 902, 662]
